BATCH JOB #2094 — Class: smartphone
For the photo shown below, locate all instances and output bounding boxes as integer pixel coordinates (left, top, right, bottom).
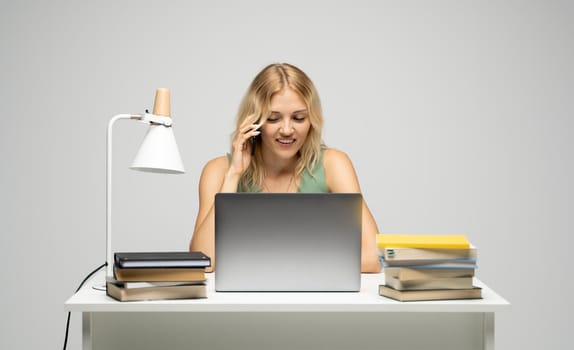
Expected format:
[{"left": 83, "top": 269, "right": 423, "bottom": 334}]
[{"left": 251, "top": 124, "right": 262, "bottom": 156}]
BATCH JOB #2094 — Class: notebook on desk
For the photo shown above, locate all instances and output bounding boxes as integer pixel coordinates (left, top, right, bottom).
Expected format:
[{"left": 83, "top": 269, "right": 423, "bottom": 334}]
[{"left": 214, "top": 193, "right": 362, "bottom": 292}]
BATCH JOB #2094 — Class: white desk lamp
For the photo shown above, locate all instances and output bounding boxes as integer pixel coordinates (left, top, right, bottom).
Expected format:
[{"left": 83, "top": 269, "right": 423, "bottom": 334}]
[{"left": 106, "top": 88, "right": 184, "bottom": 280}]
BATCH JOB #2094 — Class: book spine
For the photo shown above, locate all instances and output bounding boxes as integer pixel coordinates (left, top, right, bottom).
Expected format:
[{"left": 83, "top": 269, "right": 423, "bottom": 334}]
[
  {"left": 382, "top": 247, "right": 477, "bottom": 261},
  {"left": 384, "top": 276, "right": 474, "bottom": 290},
  {"left": 384, "top": 267, "right": 475, "bottom": 281},
  {"left": 381, "top": 257, "right": 477, "bottom": 268}
]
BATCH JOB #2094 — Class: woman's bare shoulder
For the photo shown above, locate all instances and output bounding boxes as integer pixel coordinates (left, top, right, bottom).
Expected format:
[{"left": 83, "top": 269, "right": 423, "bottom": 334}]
[
  {"left": 201, "top": 155, "right": 229, "bottom": 177},
  {"left": 323, "top": 147, "right": 353, "bottom": 168},
  {"left": 322, "top": 148, "right": 360, "bottom": 192}
]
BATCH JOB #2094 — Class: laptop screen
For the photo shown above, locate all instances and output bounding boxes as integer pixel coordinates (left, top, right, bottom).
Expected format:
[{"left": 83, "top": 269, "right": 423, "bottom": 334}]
[{"left": 214, "top": 193, "right": 362, "bottom": 292}]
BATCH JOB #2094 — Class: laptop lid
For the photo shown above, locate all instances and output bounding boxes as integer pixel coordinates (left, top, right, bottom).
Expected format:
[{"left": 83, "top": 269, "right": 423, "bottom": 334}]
[{"left": 214, "top": 193, "right": 362, "bottom": 292}]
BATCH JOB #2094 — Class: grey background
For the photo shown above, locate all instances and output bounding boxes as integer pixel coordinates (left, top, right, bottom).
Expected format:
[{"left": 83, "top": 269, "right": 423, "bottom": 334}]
[{"left": 1, "top": 0, "right": 572, "bottom": 349}]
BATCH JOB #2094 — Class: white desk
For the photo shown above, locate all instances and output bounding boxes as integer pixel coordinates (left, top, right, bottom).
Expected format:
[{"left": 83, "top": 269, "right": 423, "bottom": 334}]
[{"left": 65, "top": 270, "right": 509, "bottom": 350}]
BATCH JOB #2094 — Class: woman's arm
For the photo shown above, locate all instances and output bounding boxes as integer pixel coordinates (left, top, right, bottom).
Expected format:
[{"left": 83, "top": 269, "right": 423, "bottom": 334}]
[
  {"left": 324, "top": 149, "right": 382, "bottom": 273},
  {"left": 189, "top": 156, "right": 238, "bottom": 272}
]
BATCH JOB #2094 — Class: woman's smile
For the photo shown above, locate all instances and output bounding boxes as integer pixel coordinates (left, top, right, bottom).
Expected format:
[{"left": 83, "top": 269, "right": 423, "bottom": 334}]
[
  {"left": 276, "top": 138, "right": 295, "bottom": 146},
  {"left": 261, "top": 87, "right": 310, "bottom": 158}
]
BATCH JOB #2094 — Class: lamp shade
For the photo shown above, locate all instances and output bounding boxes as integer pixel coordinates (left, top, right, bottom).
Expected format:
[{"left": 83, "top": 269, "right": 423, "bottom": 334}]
[{"left": 130, "top": 124, "right": 185, "bottom": 174}]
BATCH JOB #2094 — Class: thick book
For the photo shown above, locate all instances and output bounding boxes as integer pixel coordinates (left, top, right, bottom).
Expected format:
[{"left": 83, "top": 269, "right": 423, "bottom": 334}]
[
  {"left": 384, "top": 275, "right": 474, "bottom": 291},
  {"left": 379, "top": 285, "right": 482, "bottom": 302},
  {"left": 114, "top": 251, "right": 211, "bottom": 269},
  {"left": 381, "top": 257, "right": 477, "bottom": 268},
  {"left": 384, "top": 267, "right": 475, "bottom": 281},
  {"left": 114, "top": 266, "right": 206, "bottom": 282},
  {"left": 377, "top": 234, "right": 470, "bottom": 249},
  {"left": 381, "top": 246, "right": 477, "bottom": 261},
  {"left": 382, "top": 259, "right": 477, "bottom": 270},
  {"left": 106, "top": 281, "right": 207, "bottom": 301}
]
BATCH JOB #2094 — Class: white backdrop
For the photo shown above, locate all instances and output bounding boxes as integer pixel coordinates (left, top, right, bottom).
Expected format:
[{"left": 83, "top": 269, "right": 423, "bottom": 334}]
[{"left": 1, "top": 1, "right": 572, "bottom": 349}]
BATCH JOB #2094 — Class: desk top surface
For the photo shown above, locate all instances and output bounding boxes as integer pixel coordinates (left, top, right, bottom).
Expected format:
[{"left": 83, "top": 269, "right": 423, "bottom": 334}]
[{"left": 65, "top": 270, "right": 509, "bottom": 313}]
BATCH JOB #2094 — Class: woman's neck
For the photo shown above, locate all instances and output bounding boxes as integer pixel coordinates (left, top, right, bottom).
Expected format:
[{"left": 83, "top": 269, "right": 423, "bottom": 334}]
[{"left": 261, "top": 153, "right": 298, "bottom": 178}]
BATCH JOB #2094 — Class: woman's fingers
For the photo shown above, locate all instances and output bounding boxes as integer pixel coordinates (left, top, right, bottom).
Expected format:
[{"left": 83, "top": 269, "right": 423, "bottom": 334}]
[
  {"left": 239, "top": 122, "right": 262, "bottom": 136},
  {"left": 229, "top": 121, "right": 262, "bottom": 175},
  {"left": 234, "top": 124, "right": 261, "bottom": 148}
]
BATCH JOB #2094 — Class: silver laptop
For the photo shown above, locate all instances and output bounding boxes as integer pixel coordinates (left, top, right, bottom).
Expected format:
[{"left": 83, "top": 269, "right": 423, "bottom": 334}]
[{"left": 215, "top": 193, "right": 362, "bottom": 292}]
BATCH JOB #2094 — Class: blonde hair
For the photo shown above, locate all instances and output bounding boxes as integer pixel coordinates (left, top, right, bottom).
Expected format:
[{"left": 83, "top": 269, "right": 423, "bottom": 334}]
[{"left": 233, "top": 63, "right": 324, "bottom": 190}]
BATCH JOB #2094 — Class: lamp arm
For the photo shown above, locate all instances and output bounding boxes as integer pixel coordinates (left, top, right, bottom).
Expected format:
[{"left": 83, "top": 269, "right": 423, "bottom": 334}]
[
  {"left": 106, "top": 114, "right": 143, "bottom": 279},
  {"left": 141, "top": 113, "right": 173, "bottom": 126}
]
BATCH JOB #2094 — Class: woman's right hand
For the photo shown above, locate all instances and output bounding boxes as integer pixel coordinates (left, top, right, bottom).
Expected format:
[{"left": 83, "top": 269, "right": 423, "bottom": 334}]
[{"left": 228, "top": 117, "right": 261, "bottom": 177}]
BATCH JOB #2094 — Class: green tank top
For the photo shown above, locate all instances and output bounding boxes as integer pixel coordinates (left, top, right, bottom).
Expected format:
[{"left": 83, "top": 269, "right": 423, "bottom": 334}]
[{"left": 230, "top": 150, "right": 328, "bottom": 193}]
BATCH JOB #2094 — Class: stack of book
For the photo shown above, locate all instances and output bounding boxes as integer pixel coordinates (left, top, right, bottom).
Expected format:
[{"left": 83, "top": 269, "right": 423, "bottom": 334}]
[
  {"left": 377, "top": 234, "right": 482, "bottom": 302},
  {"left": 106, "top": 251, "right": 211, "bottom": 302}
]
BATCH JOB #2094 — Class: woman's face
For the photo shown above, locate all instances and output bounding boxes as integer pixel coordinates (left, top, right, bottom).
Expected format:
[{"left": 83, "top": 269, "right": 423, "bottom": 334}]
[{"left": 261, "top": 88, "right": 311, "bottom": 160}]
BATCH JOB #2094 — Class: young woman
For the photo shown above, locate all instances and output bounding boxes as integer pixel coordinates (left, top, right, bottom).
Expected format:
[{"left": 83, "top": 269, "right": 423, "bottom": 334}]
[{"left": 189, "top": 63, "right": 381, "bottom": 273}]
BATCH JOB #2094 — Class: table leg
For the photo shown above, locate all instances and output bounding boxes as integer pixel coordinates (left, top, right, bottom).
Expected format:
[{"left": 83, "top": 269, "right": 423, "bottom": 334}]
[
  {"left": 483, "top": 312, "right": 495, "bottom": 350},
  {"left": 82, "top": 312, "right": 92, "bottom": 350}
]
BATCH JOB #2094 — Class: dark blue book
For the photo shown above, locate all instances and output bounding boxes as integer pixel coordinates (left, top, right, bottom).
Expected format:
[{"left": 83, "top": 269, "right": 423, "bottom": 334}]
[{"left": 114, "top": 251, "right": 211, "bottom": 269}]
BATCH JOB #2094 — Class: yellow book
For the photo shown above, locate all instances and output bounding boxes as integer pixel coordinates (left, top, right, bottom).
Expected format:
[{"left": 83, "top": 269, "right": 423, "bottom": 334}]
[{"left": 377, "top": 234, "right": 470, "bottom": 249}]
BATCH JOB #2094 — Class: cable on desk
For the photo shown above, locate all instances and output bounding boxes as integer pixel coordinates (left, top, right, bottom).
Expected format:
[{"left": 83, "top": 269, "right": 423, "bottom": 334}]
[{"left": 63, "top": 263, "right": 106, "bottom": 350}]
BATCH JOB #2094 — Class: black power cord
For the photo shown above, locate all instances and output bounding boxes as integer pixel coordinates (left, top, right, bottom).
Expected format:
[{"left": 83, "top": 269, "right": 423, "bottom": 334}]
[{"left": 63, "top": 263, "right": 106, "bottom": 350}]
